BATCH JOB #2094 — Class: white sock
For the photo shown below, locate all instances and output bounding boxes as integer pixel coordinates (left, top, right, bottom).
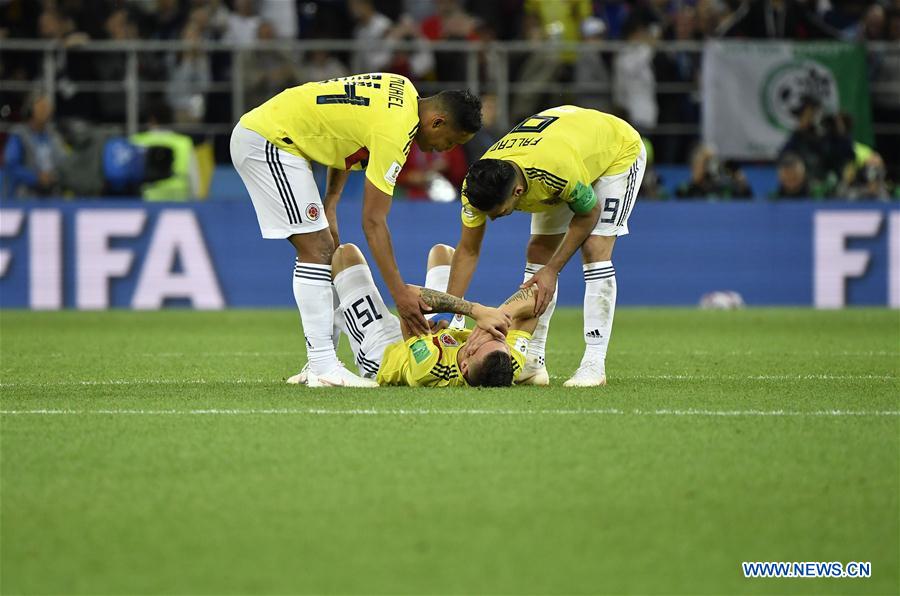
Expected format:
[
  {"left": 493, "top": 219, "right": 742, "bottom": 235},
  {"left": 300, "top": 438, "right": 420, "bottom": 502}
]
[
  {"left": 331, "top": 284, "right": 341, "bottom": 351},
  {"left": 425, "top": 264, "right": 450, "bottom": 292},
  {"left": 523, "top": 262, "right": 557, "bottom": 368},
  {"left": 582, "top": 261, "right": 616, "bottom": 368},
  {"left": 293, "top": 260, "right": 339, "bottom": 375}
]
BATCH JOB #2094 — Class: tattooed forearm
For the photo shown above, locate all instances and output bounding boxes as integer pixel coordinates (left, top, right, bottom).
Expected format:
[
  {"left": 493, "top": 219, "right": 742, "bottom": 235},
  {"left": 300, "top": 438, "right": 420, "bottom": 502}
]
[
  {"left": 502, "top": 286, "right": 537, "bottom": 306},
  {"left": 419, "top": 288, "right": 475, "bottom": 316}
]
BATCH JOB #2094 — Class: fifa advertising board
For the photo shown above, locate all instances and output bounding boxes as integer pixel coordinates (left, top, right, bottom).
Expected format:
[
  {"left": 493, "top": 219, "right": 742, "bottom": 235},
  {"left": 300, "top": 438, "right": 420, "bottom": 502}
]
[{"left": 0, "top": 200, "right": 897, "bottom": 309}]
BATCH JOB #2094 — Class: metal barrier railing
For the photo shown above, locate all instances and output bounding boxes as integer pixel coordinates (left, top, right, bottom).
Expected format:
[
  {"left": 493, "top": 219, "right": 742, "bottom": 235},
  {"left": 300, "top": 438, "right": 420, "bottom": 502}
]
[{"left": 2, "top": 38, "right": 899, "bottom": 138}]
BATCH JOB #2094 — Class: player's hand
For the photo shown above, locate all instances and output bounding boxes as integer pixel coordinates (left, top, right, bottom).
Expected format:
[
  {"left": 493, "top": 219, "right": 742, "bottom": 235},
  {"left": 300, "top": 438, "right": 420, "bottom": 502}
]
[
  {"left": 395, "top": 284, "right": 431, "bottom": 336},
  {"left": 464, "top": 326, "right": 494, "bottom": 353},
  {"left": 471, "top": 305, "right": 510, "bottom": 341},
  {"left": 520, "top": 266, "right": 558, "bottom": 316}
]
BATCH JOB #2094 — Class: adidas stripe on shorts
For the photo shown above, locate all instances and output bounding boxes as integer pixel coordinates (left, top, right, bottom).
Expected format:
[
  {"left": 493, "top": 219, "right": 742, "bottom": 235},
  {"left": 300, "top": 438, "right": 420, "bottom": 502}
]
[{"left": 230, "top": 123, "right": 330, "bottom": 239}]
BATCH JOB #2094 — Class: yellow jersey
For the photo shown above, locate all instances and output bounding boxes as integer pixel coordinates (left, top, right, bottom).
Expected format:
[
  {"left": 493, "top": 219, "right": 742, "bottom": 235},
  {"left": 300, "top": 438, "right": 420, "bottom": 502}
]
[
  {"left": 461, "top": 105, "right": 642, "bottom": 228},
  {"left": 376, "top": 328, "right": 531, "bottom": 387},
  {"left": 239, "top": 73, "right": 420, "bottom": 195}
]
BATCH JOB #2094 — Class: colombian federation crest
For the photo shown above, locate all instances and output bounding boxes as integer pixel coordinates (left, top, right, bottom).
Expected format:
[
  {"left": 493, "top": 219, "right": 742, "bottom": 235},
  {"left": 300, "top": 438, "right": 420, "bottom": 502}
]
[
  {"left": 306, "top": 204, "right": 320, "bottom": 221},
  {"left": 439, "top": 333, "right": 459, "bottom": 347}
]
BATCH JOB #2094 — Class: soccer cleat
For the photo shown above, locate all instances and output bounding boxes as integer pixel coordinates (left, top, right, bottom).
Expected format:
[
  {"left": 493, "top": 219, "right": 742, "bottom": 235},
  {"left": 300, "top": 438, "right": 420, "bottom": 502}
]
[
  {"left": 516, "top": 355, "right": 550, "bottom": 386},
  {"left": 563, "top": 361, "right": 607, "bottom": 387},
  {"left": 286, "top": 362, "right": 310, "bottom": 385},
  {"left": 307, "top": 364, "right": 378, "bottom": 388}
]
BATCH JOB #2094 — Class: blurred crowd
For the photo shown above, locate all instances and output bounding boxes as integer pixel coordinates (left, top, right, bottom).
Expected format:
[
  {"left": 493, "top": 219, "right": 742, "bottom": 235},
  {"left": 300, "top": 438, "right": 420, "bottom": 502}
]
[{"left": 1, "top": 0, "right": 898, "bottom": 200}]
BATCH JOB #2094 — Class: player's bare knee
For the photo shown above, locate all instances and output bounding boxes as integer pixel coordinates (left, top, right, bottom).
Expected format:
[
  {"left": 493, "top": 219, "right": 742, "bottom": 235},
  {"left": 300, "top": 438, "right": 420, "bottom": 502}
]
[
  {"left": 333, "top": 243, "right": 366, "bottom": 274},
  {"left": 427, "top": 244, "right": 455, "bottom": 269}
]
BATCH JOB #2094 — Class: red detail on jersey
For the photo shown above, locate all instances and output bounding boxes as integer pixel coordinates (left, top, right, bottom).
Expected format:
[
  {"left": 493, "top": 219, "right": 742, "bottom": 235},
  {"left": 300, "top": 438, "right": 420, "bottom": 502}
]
[
  {"left": 305, "top": 204, "right": 320, "bottom": 221},
  {"left": 344, "top": 147, "right": 370, "bottom": 169},
  {"left": 439, "top": 333, "right": 459, "bottom": 347}
]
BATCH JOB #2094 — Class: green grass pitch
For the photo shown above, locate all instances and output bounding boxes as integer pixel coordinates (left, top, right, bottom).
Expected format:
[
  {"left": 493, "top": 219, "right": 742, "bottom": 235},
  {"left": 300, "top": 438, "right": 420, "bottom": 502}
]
[{"left": 1, "top": 308, "right": 898, "bottom": 594}]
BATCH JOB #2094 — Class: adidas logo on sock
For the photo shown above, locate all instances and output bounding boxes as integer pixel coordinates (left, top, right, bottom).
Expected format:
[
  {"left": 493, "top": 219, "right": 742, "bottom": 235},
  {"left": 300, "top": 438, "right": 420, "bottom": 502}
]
[{"left": 585, "top": 329, "right": 603, "bottom": 339}]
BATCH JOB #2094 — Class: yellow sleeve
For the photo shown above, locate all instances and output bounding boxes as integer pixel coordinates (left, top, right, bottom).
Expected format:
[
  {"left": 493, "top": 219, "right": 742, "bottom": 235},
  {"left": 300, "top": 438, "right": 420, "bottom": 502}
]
[
  {"left": 405, "top": 335, "right": 440, "bottom": 386},
  {"left": 365, "top": 133, "right": 407, "bottom": 196},
  {"left": 506, "top": 329, "right": 532, "bottom": 381},
  {"left": 460, "top": 190, "right": 487, "bottom": 228}
]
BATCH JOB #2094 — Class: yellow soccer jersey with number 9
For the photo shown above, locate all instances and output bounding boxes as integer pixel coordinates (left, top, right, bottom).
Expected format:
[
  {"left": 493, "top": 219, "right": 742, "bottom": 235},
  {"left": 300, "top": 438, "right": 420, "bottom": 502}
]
[
  {"left": 377, "top": 328, "right": 531, "bottom": 387},
  {"left": 461, "top": 105, "right": 642, "bottom": 228},
  {"left": 239, "top": 73, "right": 420, "bottom": 196}
]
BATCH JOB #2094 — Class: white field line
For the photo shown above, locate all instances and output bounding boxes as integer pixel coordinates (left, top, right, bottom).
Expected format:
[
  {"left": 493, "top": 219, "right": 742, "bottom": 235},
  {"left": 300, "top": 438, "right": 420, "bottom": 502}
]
[
  {"left": 1, "top": 408, "right": 898, "bottom": 417},
  {"left": 0, "top": 373, "right": 896, "bottom": 389}
]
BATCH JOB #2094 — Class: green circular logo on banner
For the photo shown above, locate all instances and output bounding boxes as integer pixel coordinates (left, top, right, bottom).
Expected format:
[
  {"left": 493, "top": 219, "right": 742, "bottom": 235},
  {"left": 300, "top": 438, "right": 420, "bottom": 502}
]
[{"left": 761, "top": 60, "right": 839, "bottom": 131}]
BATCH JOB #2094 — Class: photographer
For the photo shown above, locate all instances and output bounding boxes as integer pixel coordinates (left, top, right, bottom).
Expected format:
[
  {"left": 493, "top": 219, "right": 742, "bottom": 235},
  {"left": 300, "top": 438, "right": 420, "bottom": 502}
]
[{"left": 675, "top": 145, "right": 753, "bottom": 200}]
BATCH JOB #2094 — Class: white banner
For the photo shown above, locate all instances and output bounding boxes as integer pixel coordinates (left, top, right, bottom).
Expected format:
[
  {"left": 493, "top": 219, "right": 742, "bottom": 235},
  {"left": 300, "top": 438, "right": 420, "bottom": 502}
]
[{"left": 701, "top": 41, "right": 871, "bottom": 160}]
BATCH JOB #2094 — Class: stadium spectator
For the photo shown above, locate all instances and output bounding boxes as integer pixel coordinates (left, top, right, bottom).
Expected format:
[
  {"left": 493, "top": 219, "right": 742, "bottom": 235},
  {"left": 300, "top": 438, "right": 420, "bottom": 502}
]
[
  {"left": 675, "top": 145, "right": 753, "bottom": 200},
  {"left": 868, "top": 7, "right": 900, "bottom": 179},
  {"left": 241, "top": 20, "right": 301, "bottom": 110},
  {"left": 859, "top": 2, "right": 887, "bottom": 40},
  {"left": 383, "top": 14, "right": 436, "bottom": 81},
  {"left": 166, "top": 19, "right": 212, "bottom": 125},
  {"left": 302, "top": 48, "right": 349, "bottom": 83},
  {"left": 695, "top": 0, "right": 728, "bottom": 37},
  {"left": 636, "top": 137, "right": 668, "bottom": 200},
  {"left": 574, "top": 17, "right": 612, "bottom": 113},
  {"left": 772, "top": 152, "right": 815, "bottom": 199},
  {"left": 842, "top": 152, "right": 894, "bottom": 201},
  {"left": 778, "top": 95, "right": 828, "bottom": 182},
  {"left": 395, "top": 143, "right": 468, "bottom": 201},
  {"left": 223, "top": 0, "right": 262, "bottom": 47},
  {"left": 511, "top": 0, "right": 592, "bottom": 120},
  {"left": 130, "top": 103, "right": 201, "bottom": 201},
  {"left": 259, "top": 0, "right": 299, "bottom": 40},
  {"left": 717, "top": 0, "right": 842, "bottom": 39},
  {"left": 3, "top": 92, "right": 67, "bottom": 197},
  {"left": 349, "top": 0, "right": 393, "bottom": 72},
  {"left": 655, "top": 4, "right": 702, "bottom": 162},
  {"left": 421, "top": 0, "right": 479, "bottom": 41},
  {"left": 36, "top": 6, "right": 96, "bottom": 119},
  {"left": 421, "top": 0, "right": 480, "bottom": 83},
  {"left": 95, "top": 8, "right": 165, "bottom": 125},
  {"left": 820, "top": 112, "right": 856, "bottom": 186},
  {"left": 823, "top": 0, "right": 871, "bottom": 37},
  {"left": 613, "top": 12, "right": 659, "bottom": 132},
  {"left": 142, "top": 0, "right": 187, "bottom": 40}
]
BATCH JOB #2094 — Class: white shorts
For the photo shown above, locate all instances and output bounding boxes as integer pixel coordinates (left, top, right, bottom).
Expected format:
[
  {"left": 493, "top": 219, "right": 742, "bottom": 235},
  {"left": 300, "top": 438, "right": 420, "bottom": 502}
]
[
  {"left": 530, "top": 144, "right": 646, "bottom": 237},
  {"left": 230, "top": 124, "right": 329, "bottom": 239},
  {"left": 334, "top": 264, "right": 402, "bottom": 379}
]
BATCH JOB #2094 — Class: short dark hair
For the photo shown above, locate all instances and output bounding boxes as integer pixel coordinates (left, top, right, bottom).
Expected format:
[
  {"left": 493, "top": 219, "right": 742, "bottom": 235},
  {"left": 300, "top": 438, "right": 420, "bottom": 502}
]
[
  {"left": 434, "top": 89, "right": 482, "bottom": 133},
  {"left": 463, "top": 159, "right": 517, "bottom": 212},
  {"left": 778, "top": 152, "right": 804, "bottom": 170},
  {"left": 469, "top": 350, "right": 514, "bottom": 387}
]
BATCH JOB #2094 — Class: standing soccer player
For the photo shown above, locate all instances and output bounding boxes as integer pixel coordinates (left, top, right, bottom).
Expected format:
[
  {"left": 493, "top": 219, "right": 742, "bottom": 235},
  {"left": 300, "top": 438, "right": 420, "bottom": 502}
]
[
  {"left": 446, "top": 105, "right": 645, "bottom": 387},
  {"left": 231, "top": 73, "right": 481, "bottom": 387}
]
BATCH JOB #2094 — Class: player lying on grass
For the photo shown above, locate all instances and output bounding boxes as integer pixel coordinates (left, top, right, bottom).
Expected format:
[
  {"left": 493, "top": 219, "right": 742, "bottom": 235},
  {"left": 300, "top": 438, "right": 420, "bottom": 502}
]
[
  {"left": 289, "top": 243, "right": 540, "bottom": 387},
  {"left": 445, "top": 105, "right": 646, "bottom": 387},
  {"left": 233, "top": 73, "right": 481, "bottom": 388}
]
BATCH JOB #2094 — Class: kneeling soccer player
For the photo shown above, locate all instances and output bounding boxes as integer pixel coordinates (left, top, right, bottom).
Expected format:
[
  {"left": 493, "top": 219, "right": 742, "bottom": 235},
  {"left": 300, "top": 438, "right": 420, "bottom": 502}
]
[{"left": 298, "top": 243, "right": 539, "bottom": 387}]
